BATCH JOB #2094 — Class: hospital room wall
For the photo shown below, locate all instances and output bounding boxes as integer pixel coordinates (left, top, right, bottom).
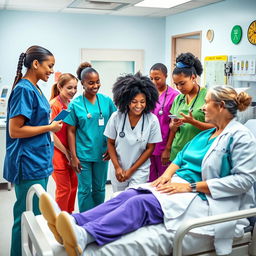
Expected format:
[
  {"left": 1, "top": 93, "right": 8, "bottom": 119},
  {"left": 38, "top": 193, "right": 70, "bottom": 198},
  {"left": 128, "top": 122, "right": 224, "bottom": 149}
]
[
  {"left": 164, "top": 0, "right": 256, "bottom": 83},
  {"left": 0, "top": 10, "right": 165, "bottom": 98}
]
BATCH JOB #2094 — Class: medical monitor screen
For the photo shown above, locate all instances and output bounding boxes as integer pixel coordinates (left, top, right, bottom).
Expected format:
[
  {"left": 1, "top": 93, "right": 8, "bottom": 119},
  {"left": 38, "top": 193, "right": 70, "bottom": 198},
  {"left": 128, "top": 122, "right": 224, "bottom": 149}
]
[{"left": 1, "top": 88, "right": 8, "bottom": 98}]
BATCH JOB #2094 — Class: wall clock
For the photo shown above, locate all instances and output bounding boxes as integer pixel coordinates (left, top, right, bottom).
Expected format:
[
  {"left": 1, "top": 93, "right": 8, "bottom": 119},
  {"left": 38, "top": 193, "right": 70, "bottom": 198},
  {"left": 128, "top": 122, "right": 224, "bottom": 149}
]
[
  {"left": 231, "top": 25, "right": 242, "bottom": 44},
  {"left": 206, "top": 29, "right": 214, "bottom": 42},
  {"left": 247, "top": 20, "right": 256, "bottom": 45}
]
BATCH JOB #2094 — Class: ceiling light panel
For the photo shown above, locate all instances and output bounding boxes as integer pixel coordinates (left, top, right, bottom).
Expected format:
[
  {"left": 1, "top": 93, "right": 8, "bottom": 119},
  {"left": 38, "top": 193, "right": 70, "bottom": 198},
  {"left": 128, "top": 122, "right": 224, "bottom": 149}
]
[{"left": 135, "top": 0, "right": 192, "bottom": 9}]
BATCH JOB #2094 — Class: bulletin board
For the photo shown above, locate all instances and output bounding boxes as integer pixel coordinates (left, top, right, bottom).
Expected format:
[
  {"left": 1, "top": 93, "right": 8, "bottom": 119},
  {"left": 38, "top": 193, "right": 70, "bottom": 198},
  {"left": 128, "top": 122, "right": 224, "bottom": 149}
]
[{"left": 204, "top": 55, "right": 228, "bottom": 87}]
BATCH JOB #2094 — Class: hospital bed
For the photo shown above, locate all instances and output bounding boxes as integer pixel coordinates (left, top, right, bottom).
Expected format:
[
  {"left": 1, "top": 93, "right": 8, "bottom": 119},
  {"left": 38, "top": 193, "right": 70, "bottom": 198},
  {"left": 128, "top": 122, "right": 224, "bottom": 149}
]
[
  {"left": 22, "top": 120, "right": 256, "bottom": 256},
  {"left": 22, "top": 183, "right": 256, "bottom": 256}
]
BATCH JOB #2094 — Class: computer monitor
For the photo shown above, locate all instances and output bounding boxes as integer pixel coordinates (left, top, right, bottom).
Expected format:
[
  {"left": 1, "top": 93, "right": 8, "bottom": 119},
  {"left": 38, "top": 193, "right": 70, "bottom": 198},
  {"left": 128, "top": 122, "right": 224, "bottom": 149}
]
[{"left": 1, "top": 88, "right": 8, "bottom": 98}]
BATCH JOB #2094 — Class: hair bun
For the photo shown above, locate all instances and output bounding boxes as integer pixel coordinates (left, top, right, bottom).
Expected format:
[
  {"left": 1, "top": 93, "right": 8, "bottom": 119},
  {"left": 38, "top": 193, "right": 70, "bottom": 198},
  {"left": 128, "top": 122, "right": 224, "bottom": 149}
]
[
  {"left": 76, "top": 61, "right": 92, "bottom": 80},
  {"left": 176, "top": 52, "right": 195, "bottom": 66},
  {"left": 175, "top": 52, "right": 203, "bottom": 76},
  {"left": 236, "top": 92, "right": 252, "bottom": 111},
  {"left": 80, "top": 62, "right": 92, "bottom": 69}
]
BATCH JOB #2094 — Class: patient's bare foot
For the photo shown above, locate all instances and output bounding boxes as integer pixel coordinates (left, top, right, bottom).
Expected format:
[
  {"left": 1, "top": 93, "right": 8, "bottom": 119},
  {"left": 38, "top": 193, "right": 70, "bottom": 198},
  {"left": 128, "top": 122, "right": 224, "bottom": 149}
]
[
  {"left": 56, "top": 212, "right": 87, "bottom": 256},
  {"left": 39, "top": 192, "right": 63, "bottom": 244}
]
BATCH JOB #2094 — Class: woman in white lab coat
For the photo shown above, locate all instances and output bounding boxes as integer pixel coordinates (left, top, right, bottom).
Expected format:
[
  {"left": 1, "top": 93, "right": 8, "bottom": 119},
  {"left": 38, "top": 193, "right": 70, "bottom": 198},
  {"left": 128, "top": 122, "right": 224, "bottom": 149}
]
[
  {"left": 40, "top": 85, "right": 256, "bottom": 256},
  {"left": 104, "top": 72, "right": 162, "bottom": 192}
]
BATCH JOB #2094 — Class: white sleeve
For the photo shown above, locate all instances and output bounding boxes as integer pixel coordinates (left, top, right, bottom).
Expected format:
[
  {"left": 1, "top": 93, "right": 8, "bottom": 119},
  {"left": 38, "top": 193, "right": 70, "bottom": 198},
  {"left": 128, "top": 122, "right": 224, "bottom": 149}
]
[
  {"left": 104, "top": 111, "right": 118, "bottom": 140},
  {"left": 206, "top": 131, "right": 256, "bottom": 199},
  {"left": 147, "top": 114, "right": 162, "bottom": 143}
]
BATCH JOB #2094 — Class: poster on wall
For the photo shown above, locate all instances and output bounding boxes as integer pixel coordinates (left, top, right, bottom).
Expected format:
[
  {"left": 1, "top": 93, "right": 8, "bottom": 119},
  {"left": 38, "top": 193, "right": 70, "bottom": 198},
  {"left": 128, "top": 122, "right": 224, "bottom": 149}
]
[{"left": 204, "top": 55, "right": 228, "bottom": 87}]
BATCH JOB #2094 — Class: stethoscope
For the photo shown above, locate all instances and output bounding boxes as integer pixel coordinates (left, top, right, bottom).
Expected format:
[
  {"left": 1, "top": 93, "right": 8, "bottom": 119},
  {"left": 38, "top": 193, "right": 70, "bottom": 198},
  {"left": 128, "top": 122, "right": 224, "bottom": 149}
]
[
  {"left": 178, "top": 85, "right": 200, "bottom": 113},
  {"left": 119, "top": 112, "right": 145, "bottom": 138},
  {"left": 158, "top": 86, "right": 169, "bottom": 115},
  {"left": 83, "top": 94, "right": 103, "bottom": 119}
]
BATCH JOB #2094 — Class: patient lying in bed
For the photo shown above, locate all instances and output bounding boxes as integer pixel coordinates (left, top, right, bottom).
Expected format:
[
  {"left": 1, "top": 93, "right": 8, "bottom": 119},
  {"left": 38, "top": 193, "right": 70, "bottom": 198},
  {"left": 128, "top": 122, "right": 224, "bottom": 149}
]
[{"left": 39, "top": 86, "right": 256, "bottom": 256}]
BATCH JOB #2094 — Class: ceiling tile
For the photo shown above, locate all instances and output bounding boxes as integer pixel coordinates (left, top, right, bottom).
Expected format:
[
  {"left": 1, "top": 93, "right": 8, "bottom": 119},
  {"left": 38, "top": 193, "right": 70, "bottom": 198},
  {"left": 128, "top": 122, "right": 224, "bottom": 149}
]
[
  {"left": 62, "top": 7, "right": 111, "bottom": 14},
  {"left": 2, "top": 0, "right": 225, "bottom": 17},
  {"left": 112, "top": 6, "right": 164, "bottom": 16}
]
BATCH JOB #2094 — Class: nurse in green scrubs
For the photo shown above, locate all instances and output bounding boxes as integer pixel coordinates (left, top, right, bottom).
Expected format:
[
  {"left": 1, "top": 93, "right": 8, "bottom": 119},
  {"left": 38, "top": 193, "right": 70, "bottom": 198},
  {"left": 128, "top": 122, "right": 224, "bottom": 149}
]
[
  {"left": 167, "top": 52, "right": 214, "bottom": 161},
  {"left": 65, "top": 62, "right": 116, "bottom": 212}
]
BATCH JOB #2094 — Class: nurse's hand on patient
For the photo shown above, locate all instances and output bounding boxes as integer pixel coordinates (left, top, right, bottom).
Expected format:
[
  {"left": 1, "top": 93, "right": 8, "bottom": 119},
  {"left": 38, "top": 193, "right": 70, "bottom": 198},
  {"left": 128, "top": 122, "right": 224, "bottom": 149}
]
[
  {"left": 71, "top": 157, "right": 82, "bottom": 173},
  {"left": 50, "top": 120, "right": 63, "bottom": 133},
  {"left": 156, "top": 182, "right": 191, "bottom": 194}
]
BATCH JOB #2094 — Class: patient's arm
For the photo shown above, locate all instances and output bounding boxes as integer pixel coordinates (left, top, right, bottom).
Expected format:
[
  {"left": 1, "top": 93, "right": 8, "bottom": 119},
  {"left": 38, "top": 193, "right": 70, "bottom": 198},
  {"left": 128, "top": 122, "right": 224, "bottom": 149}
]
[{"left": 155, "top": 181, "right": 211, "bottom": 195}]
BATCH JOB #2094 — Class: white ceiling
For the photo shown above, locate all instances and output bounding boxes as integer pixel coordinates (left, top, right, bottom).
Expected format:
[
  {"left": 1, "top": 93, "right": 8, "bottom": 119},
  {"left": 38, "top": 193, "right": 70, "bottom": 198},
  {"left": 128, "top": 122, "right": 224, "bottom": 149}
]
[{"left": 0, "top": 0, "right": 224, "bottom": 17}]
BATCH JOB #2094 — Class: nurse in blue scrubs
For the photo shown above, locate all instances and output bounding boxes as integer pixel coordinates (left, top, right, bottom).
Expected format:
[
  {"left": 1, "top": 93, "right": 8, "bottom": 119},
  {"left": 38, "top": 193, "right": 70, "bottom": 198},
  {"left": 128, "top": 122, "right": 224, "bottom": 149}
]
[
  {"left": 65, "top": 62, "right": 116, "bottom": 212},
  {"left": 4, "top": 45, "right": 63, "bottom": 256}
]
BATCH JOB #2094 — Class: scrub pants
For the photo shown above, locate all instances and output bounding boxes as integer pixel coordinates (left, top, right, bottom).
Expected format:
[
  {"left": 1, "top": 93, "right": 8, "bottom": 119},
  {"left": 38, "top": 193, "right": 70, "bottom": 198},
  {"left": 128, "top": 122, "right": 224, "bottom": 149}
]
[
  {"left": 149, "top": 155, "right": 170, "bottom": 182},
  {"left": 78, "top": 161, "right": 108, "bottom": 212},
  {"left": 52, "top": 166, "right": 78, "bottom": 213},
  {"left": 72, "top": 189, "right": 163, "bottom": 245},
  {"left": 11, "top": 177, "right": 48, "bottom": 256}
]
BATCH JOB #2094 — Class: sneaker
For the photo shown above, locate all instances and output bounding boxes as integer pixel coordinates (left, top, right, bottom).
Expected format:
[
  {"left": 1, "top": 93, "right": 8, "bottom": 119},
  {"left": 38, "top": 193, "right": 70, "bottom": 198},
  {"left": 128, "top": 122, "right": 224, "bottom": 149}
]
[
  {"left": 39, "top": 192, "right": 62, "bottom": 244},
  {"left": 56, "top": 212, "right": 87, "bottom": 256}
]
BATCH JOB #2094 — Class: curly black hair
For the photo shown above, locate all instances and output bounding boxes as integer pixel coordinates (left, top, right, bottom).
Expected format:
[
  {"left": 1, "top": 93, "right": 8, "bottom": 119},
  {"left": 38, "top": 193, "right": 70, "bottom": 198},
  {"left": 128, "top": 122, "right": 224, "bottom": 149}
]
[
  {"left": 172, "top": 52, "right": 203, "bottom": 77},
  {"left": 112, "top": 72, "right": 158, "bottom": 114}
]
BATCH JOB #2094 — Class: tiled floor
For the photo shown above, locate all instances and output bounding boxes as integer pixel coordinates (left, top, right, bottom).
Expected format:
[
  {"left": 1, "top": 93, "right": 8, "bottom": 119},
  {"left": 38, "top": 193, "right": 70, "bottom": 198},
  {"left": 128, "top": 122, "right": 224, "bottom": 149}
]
[{"left": 0, "top": 177, "right": 113, "bottom": 256}]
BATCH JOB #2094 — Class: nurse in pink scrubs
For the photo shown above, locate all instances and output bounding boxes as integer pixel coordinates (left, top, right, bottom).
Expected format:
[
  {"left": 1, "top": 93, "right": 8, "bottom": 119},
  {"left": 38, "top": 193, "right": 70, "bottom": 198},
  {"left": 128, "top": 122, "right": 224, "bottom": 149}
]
[{"left": 149, "top": 63, "right": 179, "bottom": 181}]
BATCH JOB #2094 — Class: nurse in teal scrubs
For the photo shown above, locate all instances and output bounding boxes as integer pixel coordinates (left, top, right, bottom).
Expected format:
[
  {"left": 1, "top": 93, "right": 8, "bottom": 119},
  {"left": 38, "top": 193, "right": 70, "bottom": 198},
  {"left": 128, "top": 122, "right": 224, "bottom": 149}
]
[
  {"left": 65, "top": 62, "right": 116, "bottom": 212},
  {"left": 4, "top": 45, "right": 63, "bottom": 256}
]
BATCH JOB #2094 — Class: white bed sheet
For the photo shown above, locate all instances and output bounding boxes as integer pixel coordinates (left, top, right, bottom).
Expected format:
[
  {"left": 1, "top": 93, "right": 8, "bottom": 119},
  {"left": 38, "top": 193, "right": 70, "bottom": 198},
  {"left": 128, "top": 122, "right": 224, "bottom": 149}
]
[{"left": 36, "top": 215, "right": 216, "bottom": 256}]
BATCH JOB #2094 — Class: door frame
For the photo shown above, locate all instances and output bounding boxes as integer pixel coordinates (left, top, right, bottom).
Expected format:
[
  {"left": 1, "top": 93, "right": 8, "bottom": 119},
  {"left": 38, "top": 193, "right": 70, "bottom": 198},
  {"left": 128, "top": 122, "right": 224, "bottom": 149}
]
[{"left": 171, "top": 31, "right": 202, "bottom": 74}]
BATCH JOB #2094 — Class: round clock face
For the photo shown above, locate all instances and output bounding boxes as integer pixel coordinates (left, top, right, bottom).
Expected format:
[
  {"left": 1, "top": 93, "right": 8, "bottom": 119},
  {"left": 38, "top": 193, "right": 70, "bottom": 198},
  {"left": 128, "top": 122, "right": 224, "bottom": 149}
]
[
  {"left": 247, "top": 20, "right": 256, "bottom": 45},
  {"left": 206, "top": 29, "right": 214, "bottom": 42},
  {"left": 231, "top": 25, "right": 242, "bottom": 44}
]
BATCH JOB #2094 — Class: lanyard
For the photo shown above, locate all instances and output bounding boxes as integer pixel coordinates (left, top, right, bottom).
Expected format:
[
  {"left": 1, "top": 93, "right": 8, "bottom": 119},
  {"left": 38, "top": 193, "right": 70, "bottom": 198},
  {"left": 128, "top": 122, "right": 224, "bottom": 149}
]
[
  {"left": 119, "top": 113, "right": 145, "bottom": 138},
  {"left": 83, "top": 94, "right": 102, "bottom": 119}
]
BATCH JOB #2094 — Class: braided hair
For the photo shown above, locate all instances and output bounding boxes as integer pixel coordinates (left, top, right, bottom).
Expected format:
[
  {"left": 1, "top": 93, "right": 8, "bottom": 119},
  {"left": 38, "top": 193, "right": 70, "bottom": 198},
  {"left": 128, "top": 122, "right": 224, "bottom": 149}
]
[
  {"left": 173, "top": 52, "right": 203, "bottom": 78},
  {"left": 12, "top": 45, "right": 53, "bottom": 90},
  {"left": 112, "top": 72, "right": 158, "bottom": 114}
]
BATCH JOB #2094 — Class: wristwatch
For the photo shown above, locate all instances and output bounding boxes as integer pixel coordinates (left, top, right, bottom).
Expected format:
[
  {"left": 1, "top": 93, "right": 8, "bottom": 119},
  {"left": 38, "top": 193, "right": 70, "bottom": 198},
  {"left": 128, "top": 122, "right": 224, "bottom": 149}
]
[{"left": 190, "top": 183, "right": 197, "bottom": 193}]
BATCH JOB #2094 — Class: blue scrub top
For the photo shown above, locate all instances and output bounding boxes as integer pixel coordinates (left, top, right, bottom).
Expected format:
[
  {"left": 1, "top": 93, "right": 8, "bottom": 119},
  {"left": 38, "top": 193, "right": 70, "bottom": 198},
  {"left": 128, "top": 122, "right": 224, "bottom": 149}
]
[
  {"left": 4, "top": 79, "right": 53, "bottom": 184},
  {"left": 64, "top": 93, "right": 116, "bottom": 162}
]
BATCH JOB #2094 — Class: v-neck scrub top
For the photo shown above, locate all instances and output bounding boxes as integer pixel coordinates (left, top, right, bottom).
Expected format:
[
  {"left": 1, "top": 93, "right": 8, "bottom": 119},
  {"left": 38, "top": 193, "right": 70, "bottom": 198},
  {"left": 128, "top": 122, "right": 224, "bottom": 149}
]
[
  {"left": 170, "top": 87, "right": 207, "bottom": 161},
  {"left": 152, "top": 86, "right": 179, "bottom": 156},
  {"left": 4, "top": 79, "right": 53, "bottom": 184},
  {"left": 64, "top": 93, "right": 116, "bottom": 162},
  {"left": 104, "top": 111, "right": 162, "bottom": 171}
]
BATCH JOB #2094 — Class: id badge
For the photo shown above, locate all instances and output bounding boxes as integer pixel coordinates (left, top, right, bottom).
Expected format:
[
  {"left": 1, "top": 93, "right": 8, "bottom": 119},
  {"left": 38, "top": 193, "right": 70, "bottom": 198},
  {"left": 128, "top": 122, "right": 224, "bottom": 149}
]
[
  {"left": 50, "top": 131, "right": 54, "bottom": 142},
  {"left": 98, "top": 117, "right": 104, "bottom": 126}
]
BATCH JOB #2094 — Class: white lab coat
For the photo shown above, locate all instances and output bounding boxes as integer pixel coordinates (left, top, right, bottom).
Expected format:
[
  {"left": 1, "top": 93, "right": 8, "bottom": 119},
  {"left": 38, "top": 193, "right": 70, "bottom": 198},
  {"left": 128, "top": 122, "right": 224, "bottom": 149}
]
[
  {"left": 135, "top": 118, "right": 256, "bottom": 255},
  {"left": 104, "top": 111, "right": 162, "bottom": 192}
]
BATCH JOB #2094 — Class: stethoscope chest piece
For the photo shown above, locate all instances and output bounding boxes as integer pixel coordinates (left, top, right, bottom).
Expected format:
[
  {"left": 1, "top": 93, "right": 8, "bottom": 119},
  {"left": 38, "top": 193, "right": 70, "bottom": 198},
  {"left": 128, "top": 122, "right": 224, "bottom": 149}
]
[
  {"left": 119, "top": 131, "right": 125, "bottom": 138},
  {"left": 87, "top": 113, "right": 92, "bottom": 119}
]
